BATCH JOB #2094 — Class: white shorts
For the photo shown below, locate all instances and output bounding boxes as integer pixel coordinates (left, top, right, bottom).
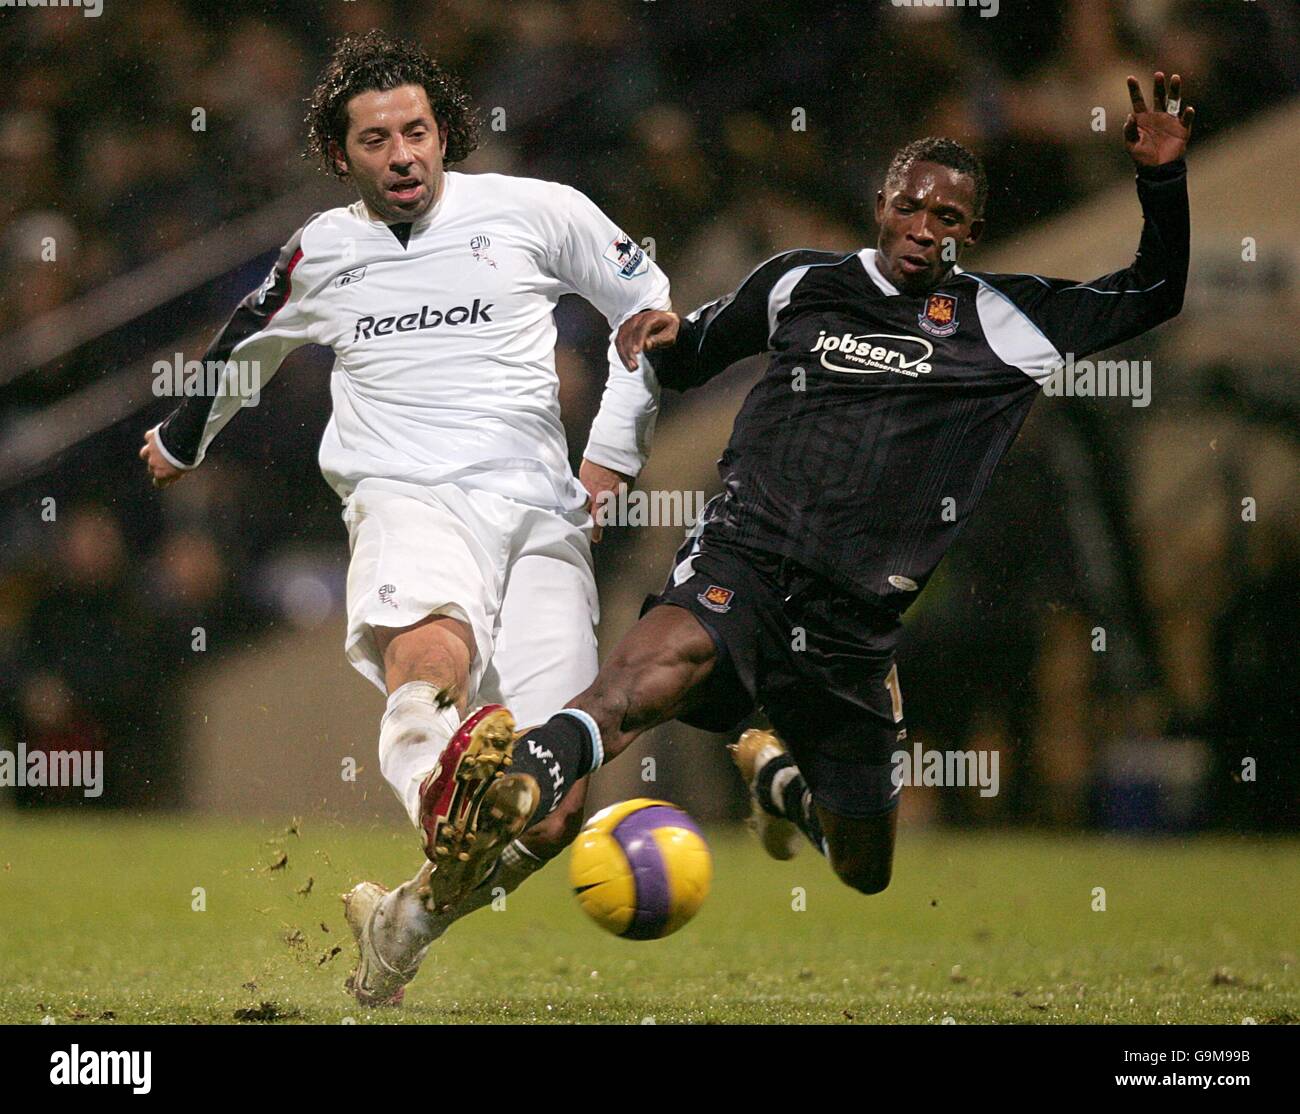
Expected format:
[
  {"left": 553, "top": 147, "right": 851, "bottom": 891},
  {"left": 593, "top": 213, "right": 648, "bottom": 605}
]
[{"left": 341, "top": 477, "right": 599, "bottom": 727}]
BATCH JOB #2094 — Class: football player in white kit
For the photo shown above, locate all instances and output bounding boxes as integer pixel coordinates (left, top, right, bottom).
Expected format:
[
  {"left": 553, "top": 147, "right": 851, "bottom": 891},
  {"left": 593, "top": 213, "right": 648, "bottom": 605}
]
[{"left": 139, "top": 32, "right": 669, "bottom": 1005}]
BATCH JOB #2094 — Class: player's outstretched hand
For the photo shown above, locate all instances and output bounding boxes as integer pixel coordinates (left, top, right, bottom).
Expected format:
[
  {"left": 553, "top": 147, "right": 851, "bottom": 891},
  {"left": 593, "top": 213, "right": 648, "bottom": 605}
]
[
  {"left": 1124, "top": 72, "right": 1194, "bottom": 168},
  {"left": 139, "top": 426, "right": 184, "bottom": 489},
  {"left": 616, "top": 309, "right": 680, "bottom": 372}
]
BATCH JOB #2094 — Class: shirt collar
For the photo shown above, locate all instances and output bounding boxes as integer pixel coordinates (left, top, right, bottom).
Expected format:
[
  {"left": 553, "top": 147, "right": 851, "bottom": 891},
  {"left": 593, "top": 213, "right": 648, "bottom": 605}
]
[
  {"left": 859, "top": 247, "right": 965, "bottom": 295},
  {"left": 858, "top": 248, "right": 900, "bottom": 296}
]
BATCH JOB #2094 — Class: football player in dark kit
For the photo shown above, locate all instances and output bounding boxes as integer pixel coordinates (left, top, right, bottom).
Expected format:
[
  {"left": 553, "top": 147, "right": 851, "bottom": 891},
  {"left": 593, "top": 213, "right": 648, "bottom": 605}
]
[{"left": 497, "top": 73, "right": 1194, "bottom": 896}]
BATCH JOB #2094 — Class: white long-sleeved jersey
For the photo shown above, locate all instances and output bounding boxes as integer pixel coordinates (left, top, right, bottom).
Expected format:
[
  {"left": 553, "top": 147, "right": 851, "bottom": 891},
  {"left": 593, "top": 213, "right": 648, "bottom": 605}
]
[{"left": 155, "top": 171, "right": 670, "bottom": 510}]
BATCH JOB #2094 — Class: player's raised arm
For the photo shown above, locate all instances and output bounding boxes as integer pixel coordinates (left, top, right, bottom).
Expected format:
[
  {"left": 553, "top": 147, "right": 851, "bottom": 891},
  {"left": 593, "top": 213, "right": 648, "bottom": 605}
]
[
  {"left": 1004, "top": 72, "right": 1193, "bottom": 360},
  {"left": 139, "top": 222, "right": 319, "bottom": 488},
  {"left": 630, "top": 249, "right": 845, "bottom": 391}
]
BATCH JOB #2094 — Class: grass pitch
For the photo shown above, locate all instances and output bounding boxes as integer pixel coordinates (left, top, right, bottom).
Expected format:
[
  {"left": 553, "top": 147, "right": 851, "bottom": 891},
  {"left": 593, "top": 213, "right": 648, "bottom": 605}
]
[{"left": 0, "top": 814, "right": 1295, "bottom": 1025}]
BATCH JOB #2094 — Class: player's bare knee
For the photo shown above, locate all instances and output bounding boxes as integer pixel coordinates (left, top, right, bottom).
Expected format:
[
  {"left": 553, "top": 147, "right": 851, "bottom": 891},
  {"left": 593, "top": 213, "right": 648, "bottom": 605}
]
[{"left": 378, "top": 615, "right": 476, "bottom": 697}]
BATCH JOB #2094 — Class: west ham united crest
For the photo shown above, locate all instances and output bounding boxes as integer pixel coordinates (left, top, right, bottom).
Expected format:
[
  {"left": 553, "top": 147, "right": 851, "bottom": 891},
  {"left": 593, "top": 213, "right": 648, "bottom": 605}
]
[
  {"left": 919, "top": 292, "right": 959, "bottom": 338},
  {"left": 697, "top": 585, "right": 734, "bottom": 613}
]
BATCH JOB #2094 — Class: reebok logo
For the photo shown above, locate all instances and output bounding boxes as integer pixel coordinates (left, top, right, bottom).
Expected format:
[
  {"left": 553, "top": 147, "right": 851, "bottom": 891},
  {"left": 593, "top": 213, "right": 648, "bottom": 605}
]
[{"left": 353, "top": 299, "right": 494, "bottom": 342}]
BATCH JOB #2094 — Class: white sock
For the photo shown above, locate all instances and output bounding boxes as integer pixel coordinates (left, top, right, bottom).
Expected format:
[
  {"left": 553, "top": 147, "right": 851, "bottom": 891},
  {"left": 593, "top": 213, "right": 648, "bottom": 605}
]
[
  {"left": 378, "top": 681, "right": 462, "bottom": 826},
  {"left": 372, "top": 840, "right": 547, "bottom": 960}
]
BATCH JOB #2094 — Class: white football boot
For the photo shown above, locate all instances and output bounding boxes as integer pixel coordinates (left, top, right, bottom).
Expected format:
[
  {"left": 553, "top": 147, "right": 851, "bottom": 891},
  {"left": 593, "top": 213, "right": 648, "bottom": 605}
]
[
  {"left": 342, "top": 878, "right": 426, "bottom": 1008},
  {"left": 729, "top": 728, "right": 802, "bottom": 861}
]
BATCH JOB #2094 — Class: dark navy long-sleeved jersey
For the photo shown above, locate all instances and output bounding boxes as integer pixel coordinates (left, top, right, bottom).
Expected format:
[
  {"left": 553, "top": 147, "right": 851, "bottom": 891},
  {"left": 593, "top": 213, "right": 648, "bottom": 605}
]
[{"left": 648, "top": 161, "right": 1190, "bottom": 615}]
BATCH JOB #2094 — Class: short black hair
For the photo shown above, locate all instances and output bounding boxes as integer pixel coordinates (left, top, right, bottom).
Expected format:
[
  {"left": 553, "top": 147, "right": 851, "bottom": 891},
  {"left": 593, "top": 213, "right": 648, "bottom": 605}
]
[
  {"left": 885, "top": 137, "right": 988, "bottom": 217},
  {"left": 305, "top": 30, "right": 479, "bottom": 178}
]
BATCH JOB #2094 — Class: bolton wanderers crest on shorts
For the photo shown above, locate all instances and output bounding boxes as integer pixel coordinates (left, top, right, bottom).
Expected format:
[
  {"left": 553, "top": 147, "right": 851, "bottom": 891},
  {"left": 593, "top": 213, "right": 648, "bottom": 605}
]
[{"left": 919, "top": 292, "right": 959, "bottom": 337}]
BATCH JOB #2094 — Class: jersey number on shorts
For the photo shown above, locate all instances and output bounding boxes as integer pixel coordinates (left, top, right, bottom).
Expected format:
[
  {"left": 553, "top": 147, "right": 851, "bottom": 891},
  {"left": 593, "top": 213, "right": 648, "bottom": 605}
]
[{"left": 884, "top": 663, "right": 903, "bottom": 724}]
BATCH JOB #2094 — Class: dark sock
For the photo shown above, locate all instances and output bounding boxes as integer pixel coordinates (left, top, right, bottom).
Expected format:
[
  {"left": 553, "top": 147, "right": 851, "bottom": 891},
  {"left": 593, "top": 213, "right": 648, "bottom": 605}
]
[
  {"left": 755, "top": 754, "right": 826, "bottom": 855},
  {"left": 509, "top": 710, "right": 602, "bottom": 818}
]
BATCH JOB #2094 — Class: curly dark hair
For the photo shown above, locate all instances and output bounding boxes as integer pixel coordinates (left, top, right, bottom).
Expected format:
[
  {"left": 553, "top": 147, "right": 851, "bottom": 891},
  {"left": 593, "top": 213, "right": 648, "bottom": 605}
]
[
  {"left": 885, "top": 137, "right": 988, "bottom": 217},
  {"left": 305, "top": 30, "right": 480, "bottom": 178}
]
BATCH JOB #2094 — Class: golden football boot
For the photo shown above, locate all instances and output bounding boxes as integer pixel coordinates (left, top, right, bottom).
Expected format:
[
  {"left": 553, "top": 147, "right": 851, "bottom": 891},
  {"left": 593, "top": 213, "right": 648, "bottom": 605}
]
[{"left": 729, "top": 728, "right": 801, "bottom": 861}]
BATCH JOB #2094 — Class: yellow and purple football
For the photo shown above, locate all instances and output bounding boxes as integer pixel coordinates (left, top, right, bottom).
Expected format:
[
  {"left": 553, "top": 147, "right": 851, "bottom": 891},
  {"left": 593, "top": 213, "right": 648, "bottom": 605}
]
[{"left": 569, "top": 798, "right": 712, "bottom": 940}]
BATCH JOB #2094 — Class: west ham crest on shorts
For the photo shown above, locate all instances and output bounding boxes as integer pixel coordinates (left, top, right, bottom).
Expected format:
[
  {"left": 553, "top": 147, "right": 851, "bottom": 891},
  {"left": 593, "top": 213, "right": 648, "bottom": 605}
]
[
  {"left": 918, "top": 292, "right": 959, "bottom": 337},
  {"left": 697, "top": 585, "right": 734, "bottom": 613}
]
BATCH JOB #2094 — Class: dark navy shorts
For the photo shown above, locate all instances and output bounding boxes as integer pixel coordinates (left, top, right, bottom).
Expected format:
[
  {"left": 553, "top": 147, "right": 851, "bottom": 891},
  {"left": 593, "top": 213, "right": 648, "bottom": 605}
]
[{"left": 642, "top": 523, "right": 907, "bottom": 819}]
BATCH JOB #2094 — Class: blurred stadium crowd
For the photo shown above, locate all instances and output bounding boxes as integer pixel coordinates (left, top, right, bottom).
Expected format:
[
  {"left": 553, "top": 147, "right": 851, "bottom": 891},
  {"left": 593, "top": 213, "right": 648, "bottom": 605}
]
[{"left": 0, "top": 0, "right": 1296, "bottom": 825}]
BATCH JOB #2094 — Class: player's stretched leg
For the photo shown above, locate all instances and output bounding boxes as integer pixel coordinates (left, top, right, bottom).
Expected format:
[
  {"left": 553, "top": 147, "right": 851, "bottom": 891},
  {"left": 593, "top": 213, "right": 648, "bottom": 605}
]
[
  {"left": 345, "top": 615, "right": 540, "bottom": 1005},
  {"left": 343, "top": 591, "right": 714, "bottom": 1008},
  {"left": 460, "top": 602, "right": 716, "bottom": 891},
  {"left": 488, "top": 516, "right": 776, "bottom": 857},
  {"left": 376, "top": 617, "right": 538, "bottom": 884},
  {"left": 504, "top": 602, "right": 723, "bottom": 809},
  {"left": 346, "top": 710, "right": 539, "bottom": 1006},
  {"left": 348, "top": 775, "right": 589, "bottom": 1006},
  {"left": 340, "top": 482, "right": 548, "bottom": 1005},
  {"left": 341, "top": 481, "right": 538, "bottom": 877},
  {"left": 374, "top": 520, "right": 604, "bottom": 942},
  {"left": 345, "top": 508, "right": 606, "bottom": 1003},
  {"left": 354, "top": 721, "right": 596, "bottom": 980}
]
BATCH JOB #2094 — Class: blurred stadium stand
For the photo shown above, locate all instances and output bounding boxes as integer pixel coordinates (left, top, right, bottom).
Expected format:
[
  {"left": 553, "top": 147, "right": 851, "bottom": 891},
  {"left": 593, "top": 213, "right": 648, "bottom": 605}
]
[{"left": 0, "top": 0, "right": 1296, "bottom": 831}]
